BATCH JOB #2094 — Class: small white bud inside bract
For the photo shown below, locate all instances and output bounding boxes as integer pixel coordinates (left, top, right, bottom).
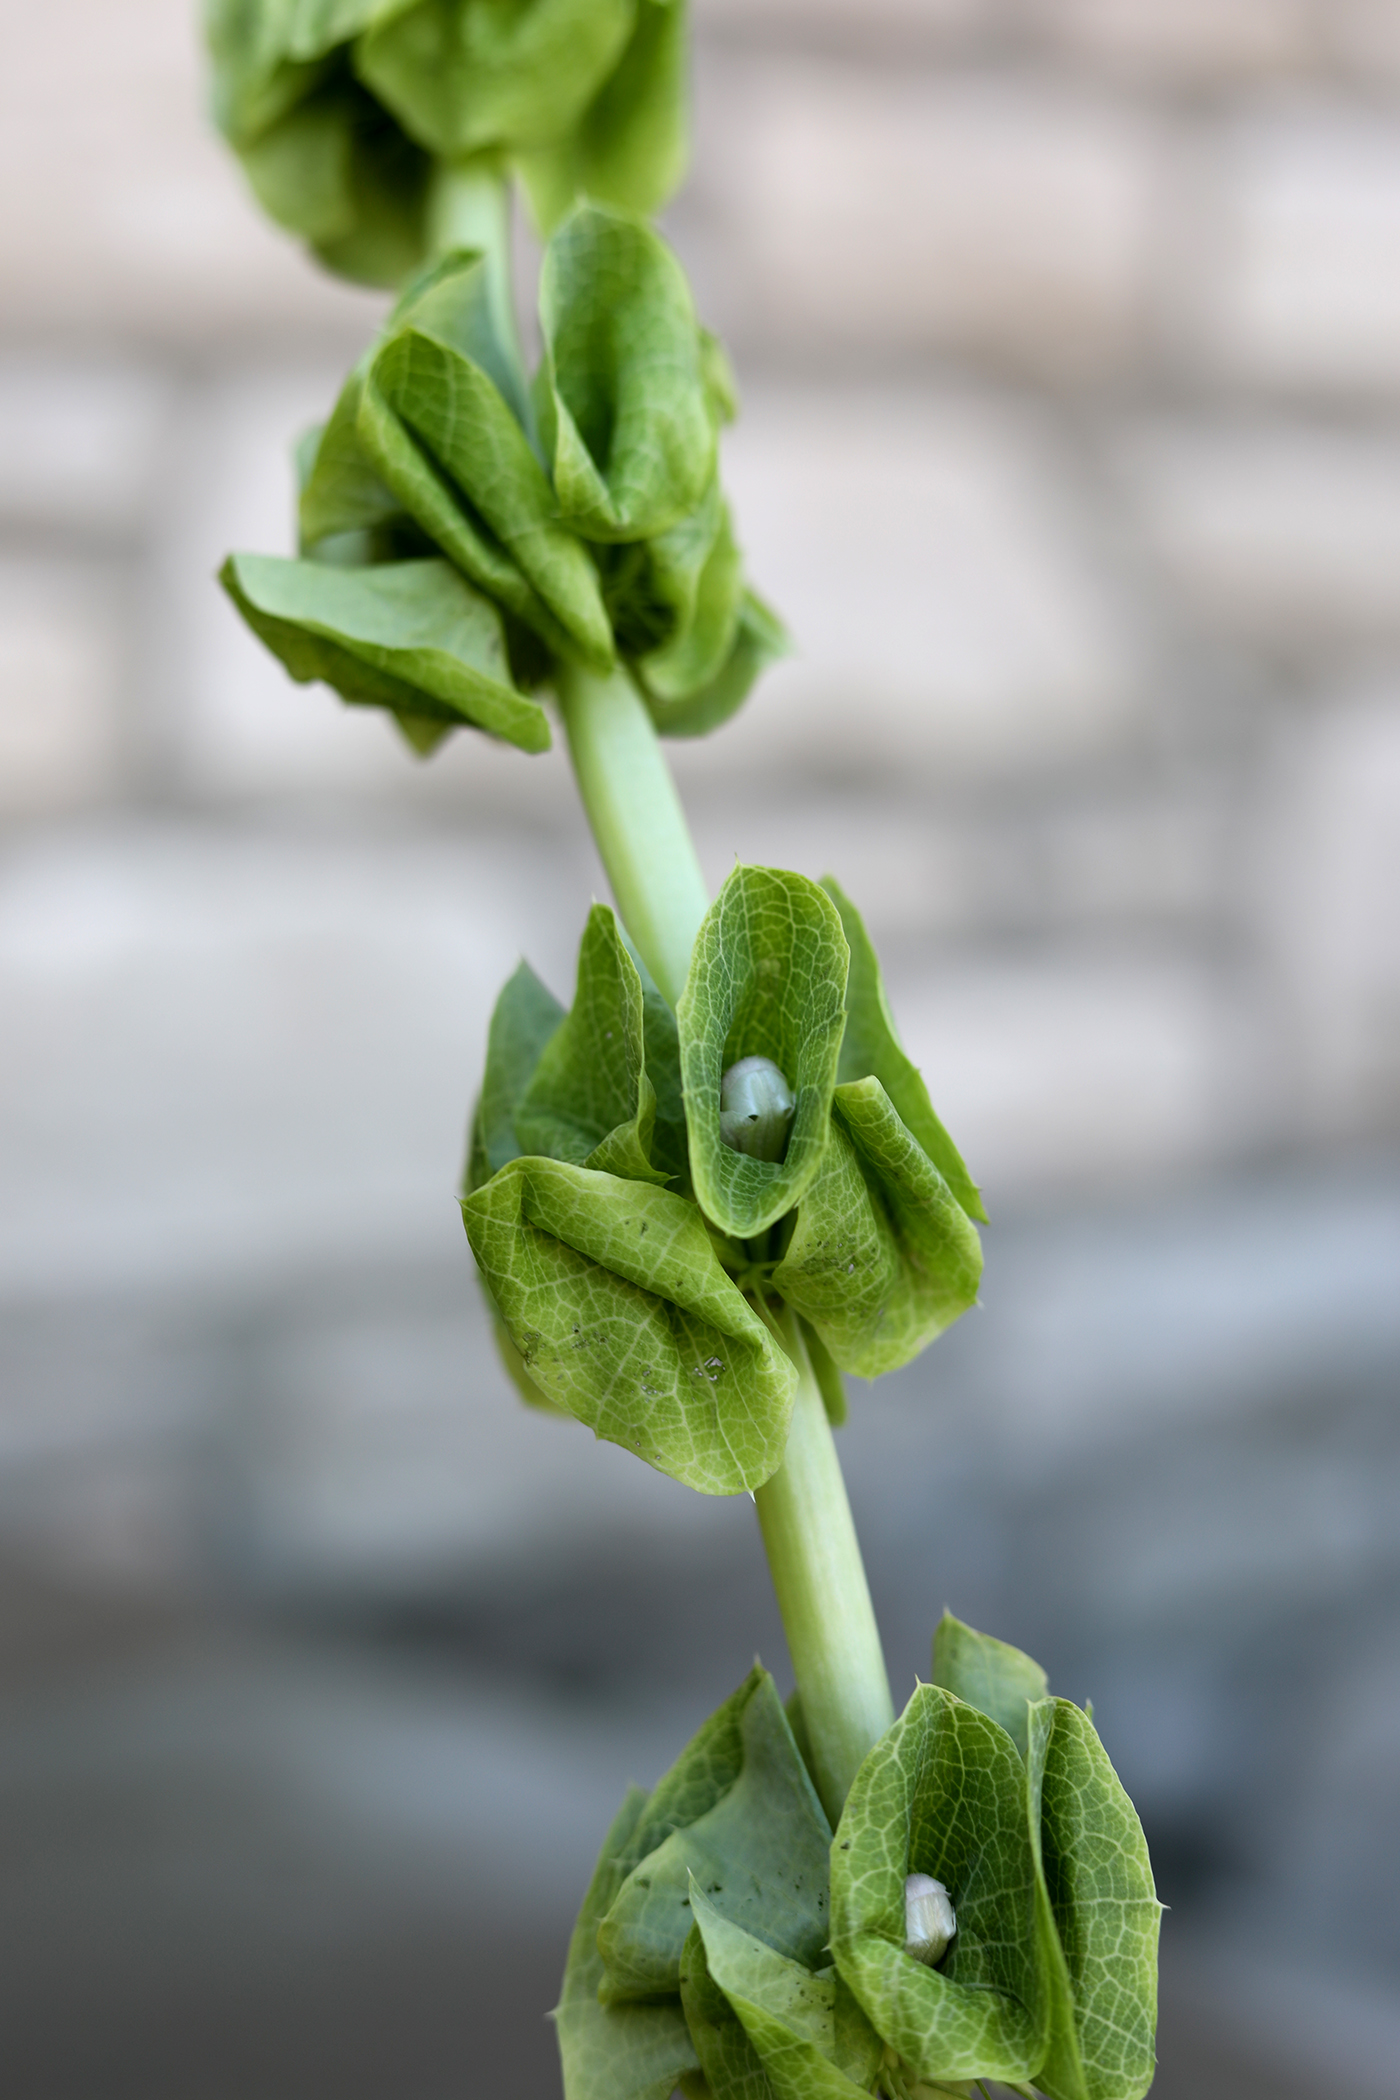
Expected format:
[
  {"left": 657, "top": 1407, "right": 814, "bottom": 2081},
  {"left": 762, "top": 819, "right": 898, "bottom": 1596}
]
[
  {"left": 903, "top": 1872, "right": 956, "bottom": 1966},
  {"left": 719, "top": 1055, "right": 795, "bottom": 1163}
]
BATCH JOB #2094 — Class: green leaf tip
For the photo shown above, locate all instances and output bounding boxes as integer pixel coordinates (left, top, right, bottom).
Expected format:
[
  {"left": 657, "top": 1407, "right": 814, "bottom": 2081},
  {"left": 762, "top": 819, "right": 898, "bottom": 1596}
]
[
  {"left": 237, "top": 213, "right": 786, "bottom": 747},
  {"left": 822, "top": 878, "right": 986, "bottom": 1226},
  {"left": 931, "top": 1614, "right": 1049, "bottom": 1764},
  {"left": 219, "top": 550, "right": 551, "bottom": 751}
]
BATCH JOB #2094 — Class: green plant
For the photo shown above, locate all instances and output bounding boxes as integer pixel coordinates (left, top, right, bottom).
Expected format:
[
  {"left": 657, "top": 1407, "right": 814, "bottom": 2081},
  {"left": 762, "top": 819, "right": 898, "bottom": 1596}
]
[{"left": 206, "top": 6, "right": 1161, "bottom": 2094}]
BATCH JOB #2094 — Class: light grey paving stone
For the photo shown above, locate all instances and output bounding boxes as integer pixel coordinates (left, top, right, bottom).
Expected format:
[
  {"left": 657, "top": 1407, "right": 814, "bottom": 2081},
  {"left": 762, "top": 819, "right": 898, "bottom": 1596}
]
[{"left": 1037, "top": 0, "right": 1315, "bottom": 80}]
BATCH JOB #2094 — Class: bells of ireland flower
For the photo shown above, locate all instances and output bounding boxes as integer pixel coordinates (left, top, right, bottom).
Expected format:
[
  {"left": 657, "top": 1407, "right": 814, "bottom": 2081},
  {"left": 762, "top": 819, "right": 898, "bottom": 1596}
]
[
  {"left": 220, "top": 209, "right": 786, "bottom": 757},
  {"left": 559, "top": 1625, "right": 1160, "bottom": 2100}
]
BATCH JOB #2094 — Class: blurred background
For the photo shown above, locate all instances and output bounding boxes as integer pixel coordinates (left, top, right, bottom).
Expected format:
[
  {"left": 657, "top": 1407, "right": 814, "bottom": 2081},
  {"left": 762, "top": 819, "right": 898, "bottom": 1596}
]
[{"left": 2, "top": 1, "right": 1399, "bottom": 2094}]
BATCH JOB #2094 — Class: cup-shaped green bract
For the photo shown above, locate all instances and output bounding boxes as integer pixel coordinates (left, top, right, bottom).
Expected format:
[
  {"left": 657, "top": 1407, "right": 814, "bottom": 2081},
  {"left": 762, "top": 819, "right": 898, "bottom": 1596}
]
[
  {"left": 514, "top": 903, "right": 673, "bottom": 1184},
  {"left": 679, "top": 866, "right": 850, "bottom": 1241},
  {"left": 538, "top": 203, "right": 715, "bottom": 542},
  {"left": 206, "top": 0, "right": 692, "bottom": 286},
  {"left": 930, "top": 1615, "right": 1161, "bottom": 2100},
  {"left": 830, "top": 1685, "right": 1045, "bottom": 2088},
  {"left": 222, "top": 217, "right": 785, "bottom": 751},
  {"left": 598, "top": 1668, "right": 831, "bottom": 2001},
  {"left": 771, "top": 1080, "right": 984, "bottom": 1379},
  {"left": 463, "top": 1157, "right": 796, "bottom": 1492},
  {"left": 560, "top": 1665, "right": 848, "bottom": 2100},
  {"left": 463, "top": 907, "right": 796, "bottom": 1492},
  {"left": 758, "top": 879, "right": 984, "bottom": 1378}
]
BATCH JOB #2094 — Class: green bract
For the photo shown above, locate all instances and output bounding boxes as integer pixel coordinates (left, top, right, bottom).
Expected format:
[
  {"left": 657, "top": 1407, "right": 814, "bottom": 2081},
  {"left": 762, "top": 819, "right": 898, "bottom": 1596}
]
[
  {"left": 463, "top": 1155, "right": 796, "bottom": 1494},
  {"left": 206, "top": 0, "right": 691, "bottom": 284},
  {"left": 221, "top": 212, "right": 784, "bottom": 752},
  {"left": 218, "top": 548, "right": 549, "bottom": 754},
  {"left": 679, "top": 866, "right": 850, "bottom": 1241},
  {"left": 467, "top": 876, "right": 984, "bottom": 1465},
  {"left": 563, "top": 1630, "right": 1158, "bottom": 2100},
  {"left": 461, "top": 904, "right": 797, "bottom": 1493}
]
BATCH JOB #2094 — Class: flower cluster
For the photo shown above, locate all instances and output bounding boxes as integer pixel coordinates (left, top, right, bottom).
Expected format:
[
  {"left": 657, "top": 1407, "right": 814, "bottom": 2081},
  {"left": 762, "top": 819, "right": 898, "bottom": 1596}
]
[
  {"left": 462, "top": 866, "right": 986, "bottom": 1493},
  {"left": 556, "top": 1617, "right": 1160, "bottom": 2100},
  {"left": 221, "top": 205, "right": 784, "bottom": 755}
]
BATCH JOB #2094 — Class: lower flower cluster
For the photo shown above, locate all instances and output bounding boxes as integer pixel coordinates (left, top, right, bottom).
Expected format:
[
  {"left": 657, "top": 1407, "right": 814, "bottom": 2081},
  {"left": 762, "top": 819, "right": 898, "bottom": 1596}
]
[{"left": 557, "top": 1617, "right": 1160, "bottom": 2100}]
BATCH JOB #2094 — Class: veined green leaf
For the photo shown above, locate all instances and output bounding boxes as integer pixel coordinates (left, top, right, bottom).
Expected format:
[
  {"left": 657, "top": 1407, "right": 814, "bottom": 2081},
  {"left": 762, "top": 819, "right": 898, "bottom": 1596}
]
[
  {"left": 821, "top": 880, "right": 986, "bottom": 1225},
  {"left": 829, "top": 1684, "right": 1044, "bottom": 2087},
  {"left": 679, "top": 867, "right": 848, "bottom": 1240},
  {"left": 555, "top": 1783, "right": 700, "bottom": 2100},
  {"left": 386, "top": 240, "right": 535, "bottom": 425},
  {"left": 772, "top": 1078, "right": 982, "bottom": 1379},
  {"left": 371, "top": 322, "right": 616, "bottom": 667},
  {"left": 518, "top": 0, "right": 689, "bottom": 233},
  {"left": 516, "top": 904, "right": 669, "bottom": 1184},
  {"left": 461, "top": 1159, "right": 796, "bottom": 1493},
  {"left": 638, "top": 492, "right": 744, "bottom": 706},
  {"left": 679, "top": 1918, "right": 772, "bottom": 2100},
  {"left": 351, "top": 364, "right": 585, "bottom": 660},
  {"left": 356, "top": 0, "right": 636, "bottom": 160},
  {"left": 628, "top": 1666, "right": 765, "bottom": 1865},
  {"left": 540, "top": 205, "right": 716, "bottom": 542},
  {"left": 599, "top": 1670, "right": 830, "bottom": 2002},
  {"left": 644, "top": 590, "right": 789, "bottom": 740},
  {"left": 931, "top": 1613, "right": 1048, "bottom": 1765},
  {"left": 219, "top": 552, "right": 550, "bottom": 750},
  {"left": 1027, "top": 1700, "right": 1160, "bottom": 2100},
  {"left": 300, "top": 360, "right": 407, "bottom": 550},
  {"left": 688, "top": 1891, "right": 884, "bottom": 2100},
  {"left": 466, "top": 958, "right": 565, "bottom": 1193}
]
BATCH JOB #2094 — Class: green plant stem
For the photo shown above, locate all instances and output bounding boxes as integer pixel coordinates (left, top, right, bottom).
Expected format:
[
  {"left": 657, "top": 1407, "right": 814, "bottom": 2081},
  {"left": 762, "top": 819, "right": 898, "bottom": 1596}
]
[
  {"left": 425, "top": 152, "right": 522, "bottom": 384},
  {"left": 559, "top": 660, "right": 893, "bottom": 1817},
  {"left": 556, "top": 662, "right": 709, "bottom": 1010},
  {"left": 755, "top": 1306, "right": 894, "bottom": 1823}
]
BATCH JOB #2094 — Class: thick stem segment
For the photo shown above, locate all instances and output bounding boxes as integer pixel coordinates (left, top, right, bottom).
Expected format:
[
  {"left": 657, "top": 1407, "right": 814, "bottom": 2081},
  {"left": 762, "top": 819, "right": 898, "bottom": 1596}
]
[
  {"left": 756, "top": 1308, "right": 894, "bottom": 1824},
  {"left": 426, "top": 152, "right": 523, "bottom": 388},
  {"left": 557, "top": 662, "right": 709, "bottom": 1010}
]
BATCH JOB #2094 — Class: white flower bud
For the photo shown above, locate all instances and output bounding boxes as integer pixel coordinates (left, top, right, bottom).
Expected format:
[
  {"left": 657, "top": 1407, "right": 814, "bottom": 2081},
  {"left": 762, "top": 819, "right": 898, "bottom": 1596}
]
[
  {"left": 719, "top": 1055, "right": 795, "bottom": 1163},
  {"left": 903, "top": 1873, "right": 956, "bottom": 1966}
]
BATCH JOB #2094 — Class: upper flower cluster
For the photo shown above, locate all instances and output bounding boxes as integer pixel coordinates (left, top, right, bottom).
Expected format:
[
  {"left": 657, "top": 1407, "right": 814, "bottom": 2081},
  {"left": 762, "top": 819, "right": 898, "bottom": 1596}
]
[
  {"left": 207, "top": 0, "right": 690, "bottom": 283},
  {"left": 221, "top": 205, "right": 785, "bottom": 755}
]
